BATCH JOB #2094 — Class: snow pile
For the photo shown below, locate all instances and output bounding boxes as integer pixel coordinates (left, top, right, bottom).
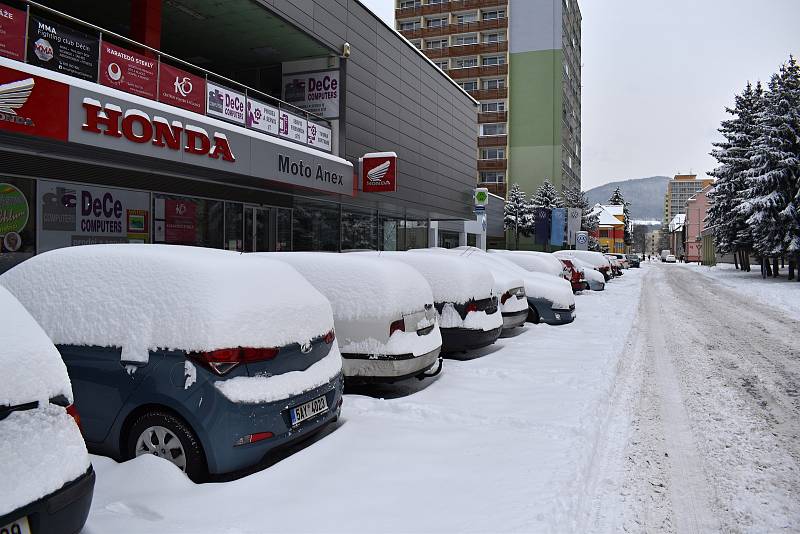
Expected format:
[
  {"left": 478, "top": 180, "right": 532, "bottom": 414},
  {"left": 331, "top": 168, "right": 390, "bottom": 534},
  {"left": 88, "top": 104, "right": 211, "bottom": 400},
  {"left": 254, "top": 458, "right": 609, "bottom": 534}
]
[
  {"left": 0, "top": 245, "right": 333, "bottom": 363},
  {"left": 0, "top": 286, "right": 72, "bottom": 406},
  {"left": 0, "top": 405, "right": 90, "bottom": 516},
  {"left": 214, "top": 343, "right": 342, "bottom": 403},
  {"left": 356, "top": 251, "right": 495, "bottom": 304}
]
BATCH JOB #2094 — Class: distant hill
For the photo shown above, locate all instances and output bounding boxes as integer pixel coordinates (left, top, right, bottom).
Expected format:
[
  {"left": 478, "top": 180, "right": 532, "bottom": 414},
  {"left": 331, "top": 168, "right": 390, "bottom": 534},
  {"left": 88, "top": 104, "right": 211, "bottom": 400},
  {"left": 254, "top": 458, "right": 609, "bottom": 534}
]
[{"left": 586, "top": 176, "right": 670, "bottom": 222}]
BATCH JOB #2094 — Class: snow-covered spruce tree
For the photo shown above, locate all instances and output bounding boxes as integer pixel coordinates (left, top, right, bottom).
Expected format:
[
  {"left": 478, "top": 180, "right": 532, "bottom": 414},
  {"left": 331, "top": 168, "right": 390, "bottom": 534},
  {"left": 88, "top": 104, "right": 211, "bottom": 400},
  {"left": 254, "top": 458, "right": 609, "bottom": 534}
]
[
  {"left": 740, "top": 58, "right": 800, "bottom": 275},
  {"left": 607, "top": 187, "right": 633, "bottom": 245},
  {"left": 504, "top": 183, "right": 531, "bottom": 249},
  {"left": 707, "top": 81, "right": 765, "bottom": 270},
  {"left": 530, "top": 179, "right": 564, "bottom": 208}
]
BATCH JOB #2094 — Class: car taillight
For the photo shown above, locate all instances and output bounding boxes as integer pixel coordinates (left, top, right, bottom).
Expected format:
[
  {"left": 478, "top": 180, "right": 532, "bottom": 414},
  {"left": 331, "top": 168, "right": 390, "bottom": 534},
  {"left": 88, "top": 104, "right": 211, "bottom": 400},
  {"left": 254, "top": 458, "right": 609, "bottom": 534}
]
[
  {"left": 66, "top": 404, "right": 82, "bottom": 431},
  {"left": 501, "top": 291, "right": 511, "bottom": 304},
  {"left": 235, "top": 431, "right": 274, "bottom": 446},
  {"left": 466, "top": 301, "right": 478, "bottom": 314},
  {"left": 193, "top": 347, "right": 279, "bottom": 375},
  {"left": 323, "top": 330, "right": 335, "bottom": 344},
  {"left": 390, "top": 319, "right": 405, "bottom": 336}
]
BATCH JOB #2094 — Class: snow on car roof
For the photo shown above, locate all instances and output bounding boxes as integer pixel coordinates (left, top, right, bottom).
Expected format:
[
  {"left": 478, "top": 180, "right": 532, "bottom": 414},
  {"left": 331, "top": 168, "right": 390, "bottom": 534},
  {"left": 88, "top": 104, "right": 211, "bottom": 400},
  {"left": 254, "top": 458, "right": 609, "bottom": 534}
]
[
  {"left": 489, "top": 250, "right": 563, "bottom": 276},
  {"left": 0, "top": 245, "right": 333, "bottom": 363},
  {"left": 0, "top": 286, "right": 72, "bottom": 406},
  {"left": 413, "top": 248, "right": 524, "bottom": 292},
  {"left": 477, "top": 254, "right": 575, "bottom": 309},
  {"left": 555, "top": 250, "right": 611, "bottom": 268},
  {"left": 355, "top": 251, "right": 495, "bottom": 304},
  {"left": 256, "top": 252, "right": 434, "bottom": 320}
]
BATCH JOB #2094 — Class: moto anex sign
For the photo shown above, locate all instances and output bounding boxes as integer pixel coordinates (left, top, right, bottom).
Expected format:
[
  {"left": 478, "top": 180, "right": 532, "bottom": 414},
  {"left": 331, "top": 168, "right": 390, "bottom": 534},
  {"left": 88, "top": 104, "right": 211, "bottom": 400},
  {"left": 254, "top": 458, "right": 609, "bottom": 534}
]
[{"left": 361, "top": 152, "right": 397, "bottom": 193}]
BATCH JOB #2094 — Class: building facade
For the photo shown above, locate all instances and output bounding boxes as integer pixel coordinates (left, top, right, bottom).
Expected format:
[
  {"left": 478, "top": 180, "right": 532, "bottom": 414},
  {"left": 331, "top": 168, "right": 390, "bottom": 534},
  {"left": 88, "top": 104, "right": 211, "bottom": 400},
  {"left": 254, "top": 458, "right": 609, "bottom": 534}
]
[
  {"left": 662, "top": 173, "right": 714, "bottom": 226},
  {"left": 590, "top": 204, "right": 625, "bottom": 253},
  {"left": 395, "top": 0, "right": 581, "bottom": 199},
  {"left": 0, "top": 0, "right": 481, "bottom": 273},
  {"left": 684, "top": 184, "right": 712, "bottom": 263}
]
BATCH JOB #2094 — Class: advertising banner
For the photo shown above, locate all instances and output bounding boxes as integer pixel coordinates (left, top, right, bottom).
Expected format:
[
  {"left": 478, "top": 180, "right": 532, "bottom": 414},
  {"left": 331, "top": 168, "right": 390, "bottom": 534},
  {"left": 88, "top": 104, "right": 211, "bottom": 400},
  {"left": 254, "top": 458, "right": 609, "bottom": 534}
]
[
  {"left": 361, "top": 152, "right": 397, "bottom": 193},
  {"left": 282, "top": 70, "right": 339, "bottom": 119},
  {"left": 246, "top": 97, "right": 279, "bottom": 135},
  {"left": 567, "top": 207, "right": 581, "bottom": 245},
  {"left": 99, "top": 41, "right": 157, "bottom": 99},
  {"left": 0, "top": 182, "right": 28, "bottom": 238},
  {"left": 0, "top": 64, "right": 69, "bottom": 141},
  {"left": 550, "top": 207, "right": 565, "bottom": 246},
  {"left": 27, "top": 15, "right": 99, "bottom": 81},
  {"left": 206, "top": 80, "right": 245, "bottom": 125},
  {"left": 164, "top": 198, "right": 196, "bottom": 243},
  {"left": 306, "top": 121, "right": 331, "bottom": 151},
  {"left": 37, "top": 180, "right": 150, "bottom": 252},
  {"left": 0, "top": 3, "right": 26, "bottom": 61},
  {"left": 158, "top": 62, "right": 204, "bottom": 113},
  {"left": 534, "top": 207, "right": 550, "bottom": 245},
  {"left": 277, "top": 109, "right": 306, "bottom": 143}
]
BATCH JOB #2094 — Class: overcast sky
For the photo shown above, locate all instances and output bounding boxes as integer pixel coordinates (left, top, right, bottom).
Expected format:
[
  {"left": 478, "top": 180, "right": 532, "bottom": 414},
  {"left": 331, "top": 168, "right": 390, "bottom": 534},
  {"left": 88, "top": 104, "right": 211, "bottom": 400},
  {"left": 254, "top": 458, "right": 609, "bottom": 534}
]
[{"left": 359, "top": 0, "right": 798, "bottom": 189}]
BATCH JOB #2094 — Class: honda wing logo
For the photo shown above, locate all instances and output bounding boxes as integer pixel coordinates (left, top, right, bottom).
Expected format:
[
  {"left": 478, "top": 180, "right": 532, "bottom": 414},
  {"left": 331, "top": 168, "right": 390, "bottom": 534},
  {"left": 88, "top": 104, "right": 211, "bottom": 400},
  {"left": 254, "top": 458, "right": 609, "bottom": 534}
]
[
  {"left": 366, "top": 160, "right": 391, "bottom": 185},
  {"left": 0, "top": 78, "right": 34, "bottom": 115}
]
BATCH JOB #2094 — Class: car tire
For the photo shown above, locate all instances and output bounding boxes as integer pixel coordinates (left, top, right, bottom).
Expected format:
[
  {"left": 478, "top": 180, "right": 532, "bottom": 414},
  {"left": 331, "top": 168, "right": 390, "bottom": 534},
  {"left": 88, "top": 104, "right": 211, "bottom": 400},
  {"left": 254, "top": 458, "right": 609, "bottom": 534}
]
[
  {"left": 527, "top": 305, "right": 540, "bottom": 324},
  {"left": 126, "top": 410, "right": 208, "bottom": 482}
]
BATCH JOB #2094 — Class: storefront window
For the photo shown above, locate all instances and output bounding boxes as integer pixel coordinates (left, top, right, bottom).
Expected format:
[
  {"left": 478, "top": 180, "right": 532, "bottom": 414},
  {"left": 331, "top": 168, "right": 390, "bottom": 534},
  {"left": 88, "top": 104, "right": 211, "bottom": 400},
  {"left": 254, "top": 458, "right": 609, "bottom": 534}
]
[
  {"left": 153, "top": 194, "right": 223, "bottom": 248},
  {"left": 293, "top": 198, "right": 339, "bottom": 251},
  {"left": 439, "top": 230, "right": 460, "bottom": 249},
  {"left": 379, "top": 213, "right": 404, "bottom": 251},
  {"left": 467, "top": 234, "right": 477, "bottom": 247},
  {"left": 276, "top": 208, "right": 292, "bottom": 251},
  {"left": 224, "top": 202, "right": 243, "bottom": 251},
  {"left": 342, "top": 206, "right": 377, "bottom": 250},
  {"left": 403, "top": 219, "right": 429, "bottom": 250},
  {"left": 0, "top": 178, "right": 35, "bottom": 274}
]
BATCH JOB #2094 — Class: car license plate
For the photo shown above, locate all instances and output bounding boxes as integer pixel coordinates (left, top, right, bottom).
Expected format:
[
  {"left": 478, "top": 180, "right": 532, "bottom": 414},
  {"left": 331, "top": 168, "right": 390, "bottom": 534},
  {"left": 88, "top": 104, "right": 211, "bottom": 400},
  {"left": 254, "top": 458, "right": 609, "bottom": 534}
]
[
  {"left": 1, "top": 516, "right": 31, "bottom": 534},
  {"left": 290, "top": 395, "right": 328, "bottom": 426}
]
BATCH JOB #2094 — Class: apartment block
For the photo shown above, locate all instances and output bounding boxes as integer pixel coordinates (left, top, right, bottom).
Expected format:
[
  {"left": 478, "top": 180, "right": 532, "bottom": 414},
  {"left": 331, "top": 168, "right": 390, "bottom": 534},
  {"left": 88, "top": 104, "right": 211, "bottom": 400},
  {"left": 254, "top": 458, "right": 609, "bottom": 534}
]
[
  {"left": 662, "top": 174, "right": 714, "bottom": 226},
  {"left": 396, "top": 0, "right": 581, "bottom": 198}
]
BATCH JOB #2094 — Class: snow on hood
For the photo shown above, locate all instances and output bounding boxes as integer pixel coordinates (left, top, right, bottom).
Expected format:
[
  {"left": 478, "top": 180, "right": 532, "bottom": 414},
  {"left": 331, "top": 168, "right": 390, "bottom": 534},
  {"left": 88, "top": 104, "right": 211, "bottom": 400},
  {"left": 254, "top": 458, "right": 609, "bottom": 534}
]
[
  {"left": 355, "top": 251, "right": 495, "bottom": 304},
  {"left": 489, "top": 250, "right": 563, "bottom": 276},
  {"left": 477, "top": 254, "right": 575, "bottom": 309},
  {"left": 555, "top": 250, "right": 610, "bottom": 269},
  {"left": 0, "top": 245, "right": 333, "bottom": 363},
  {"left": 0, "top": 286, "right": 72, "bottom": 406},
  {"left": 259, "top": 252, "right": 434, "bottom": 320}
]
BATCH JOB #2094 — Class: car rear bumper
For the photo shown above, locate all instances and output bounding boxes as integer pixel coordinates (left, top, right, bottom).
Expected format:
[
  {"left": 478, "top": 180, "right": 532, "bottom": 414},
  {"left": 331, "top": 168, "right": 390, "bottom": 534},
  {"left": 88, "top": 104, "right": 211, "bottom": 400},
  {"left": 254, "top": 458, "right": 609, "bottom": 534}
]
[
  {"left": 440, "top": 325, "right": 502, "bottom": 353},
  {"left": 0, "top": 466, "right": 95, "bottom": 534},
  {"left": 501, "top": 308, "right": 528, "bottom": 329},
  {"left": 341, "top": 347, "right": 441, "bottom": 383},
  {"left": 587, "top": 280, "right": 605, "bottom": 291}
]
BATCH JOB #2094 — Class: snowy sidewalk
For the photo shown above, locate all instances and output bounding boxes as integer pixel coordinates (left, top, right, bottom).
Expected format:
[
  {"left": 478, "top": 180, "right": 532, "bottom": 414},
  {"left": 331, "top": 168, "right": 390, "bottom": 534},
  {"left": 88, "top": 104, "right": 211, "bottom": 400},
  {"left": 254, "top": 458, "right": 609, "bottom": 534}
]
[
  {"left": 680, "top": 262, "right": 800, "bottom": 321},
  {"left": 83, "top": 269, "right": 645, "bottom": 534}
]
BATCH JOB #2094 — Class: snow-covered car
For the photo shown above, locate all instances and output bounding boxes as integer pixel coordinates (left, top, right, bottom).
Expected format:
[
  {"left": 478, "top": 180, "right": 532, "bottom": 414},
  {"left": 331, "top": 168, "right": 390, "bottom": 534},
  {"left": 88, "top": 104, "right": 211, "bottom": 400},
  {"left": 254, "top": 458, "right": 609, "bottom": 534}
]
[
  {"left": 0, "top": 286, "right": 94, "bottom": 534},
  {"left": 489, "top": 249, "right": 566, "bottom": 277},
  {"left": 566, "top": 257, "right": 606, "bottom": 291},
  {"left": 411, "top": 248, "right": 528, "bottom": 330},
  {"left": 456, "top": 248, "right": 576, "bottom": 325},
  {"left": 0, "top": 245, "right": 343, "bottom": 482},
  {"left": 555, "top": 250, "right": 614, "bottom": 281},
  {"left": 606, "top": 253, "right": 629, "bottom": 269},
  {"left": 354, "top": 251, "right": 503, "bottom": 352},
  {"left": 261, "top": 252, "right": 442, "bottom": 383},
  {"left": 557, "top": 257, "right": 590, "bottom": 292},
  {"left": 605, "top": 255, "right": 624, "bottom": 276},
  {"left": 665, "top": 254, "right": 677, "bottom": 263}
]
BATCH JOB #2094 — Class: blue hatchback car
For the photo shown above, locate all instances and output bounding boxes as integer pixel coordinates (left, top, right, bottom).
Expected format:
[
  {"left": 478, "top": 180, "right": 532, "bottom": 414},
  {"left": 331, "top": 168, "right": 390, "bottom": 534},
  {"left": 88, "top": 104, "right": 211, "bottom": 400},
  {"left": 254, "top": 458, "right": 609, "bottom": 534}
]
[{"left": 1, "top": 245, "right": 344, "bottom": 482}]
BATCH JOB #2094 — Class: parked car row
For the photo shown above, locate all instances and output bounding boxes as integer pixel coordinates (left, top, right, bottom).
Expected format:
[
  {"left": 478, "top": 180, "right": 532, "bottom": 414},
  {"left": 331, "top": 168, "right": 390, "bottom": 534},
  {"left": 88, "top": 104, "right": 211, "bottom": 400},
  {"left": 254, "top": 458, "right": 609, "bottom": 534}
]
[{"left": 0, "top": 244, "right": 631, "bottom": 532}]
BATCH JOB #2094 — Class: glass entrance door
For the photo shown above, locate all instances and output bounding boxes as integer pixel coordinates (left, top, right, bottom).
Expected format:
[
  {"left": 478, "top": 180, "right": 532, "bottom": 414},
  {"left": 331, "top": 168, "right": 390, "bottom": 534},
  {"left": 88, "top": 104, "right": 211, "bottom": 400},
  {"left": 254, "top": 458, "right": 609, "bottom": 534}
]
[{"left": 244, "top": 206, "right": 271, "bottom": 252}]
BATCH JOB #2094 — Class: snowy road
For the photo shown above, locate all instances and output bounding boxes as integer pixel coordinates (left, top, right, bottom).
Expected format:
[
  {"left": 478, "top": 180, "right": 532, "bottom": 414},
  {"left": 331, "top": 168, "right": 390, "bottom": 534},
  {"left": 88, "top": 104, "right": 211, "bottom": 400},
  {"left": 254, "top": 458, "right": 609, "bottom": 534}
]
[{"left": 587, "top": 264, "right": 800, "bottom": 533}]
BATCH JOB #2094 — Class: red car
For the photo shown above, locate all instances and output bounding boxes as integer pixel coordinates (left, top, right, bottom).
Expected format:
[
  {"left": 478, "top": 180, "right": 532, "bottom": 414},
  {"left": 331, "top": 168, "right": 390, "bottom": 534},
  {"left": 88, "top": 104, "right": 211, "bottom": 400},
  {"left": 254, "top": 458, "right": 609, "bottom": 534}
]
[{"left": 559, "top": 258, "right": 589, "bottom": 292}]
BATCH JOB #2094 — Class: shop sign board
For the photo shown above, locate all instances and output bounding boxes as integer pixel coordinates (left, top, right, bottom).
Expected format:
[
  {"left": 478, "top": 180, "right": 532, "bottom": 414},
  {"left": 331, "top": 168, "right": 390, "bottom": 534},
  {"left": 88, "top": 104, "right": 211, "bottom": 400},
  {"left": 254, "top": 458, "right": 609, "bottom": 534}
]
[
  {"left": 306, "top": 121, "right": 331, "bottom": 151},
  {"left": 158, "top": 62, "right": 204, "bottom": 113},
  {"left": 37, "top": 180, "right": 150, "bottom": 252},
  {"left": 163, "top": 198, "right": 196, "bottom": 243},
  {"left": 0, "top": 3, "right": 26, "bottom": 61},
  {"left": 282, "top": 70, "right": 339, "bottom": 119},
  {"left": 361, "top": 152, "right": 397, "bottom": 193},
  {"left": 27, "top": 14, "right": 99, "bottom": 81},
  {"left": 0, "top": 64, "right": 69, "bottom": 141},
  {"left": 0, "top": 182, "right": 28, "bottom": 234},
  {"left": 206, "top": 80, "right": 245, "bottom": 125},
  {"left": 99, "top": 41, "right": 157, "bottom": 99},
  {"left": 278, "top": 109, "right": 307, "bottom": 143},
  {"left": 246, "top": 97, "right": 279, "bottom": 135}
]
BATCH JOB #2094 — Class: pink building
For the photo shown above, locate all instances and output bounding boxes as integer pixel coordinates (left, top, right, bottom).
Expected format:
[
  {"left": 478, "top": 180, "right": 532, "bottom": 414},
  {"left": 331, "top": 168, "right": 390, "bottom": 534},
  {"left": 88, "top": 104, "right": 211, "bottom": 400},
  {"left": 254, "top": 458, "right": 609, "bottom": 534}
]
[{"left": 684, "top": 184, "right": 713, "bottom": 263}]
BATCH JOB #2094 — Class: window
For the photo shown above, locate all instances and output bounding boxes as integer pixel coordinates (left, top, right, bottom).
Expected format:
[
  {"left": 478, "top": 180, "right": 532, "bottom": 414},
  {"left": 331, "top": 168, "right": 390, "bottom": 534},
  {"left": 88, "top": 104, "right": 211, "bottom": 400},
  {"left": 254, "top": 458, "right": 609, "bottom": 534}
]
[
  {"left": 341, "top": 206, "right": 377, "bottom": 250},
  {"left": 276, "top": 208, "right": 292, "bottom": 251},
  {"left": 482, "top": 10, "right": 506, "bottom": 20},
  {"left": 292, "top": 198, "right": 340, "bottom": 252},
  {"left": 482, "top": 32, "right": 506, "bottom": 43},
  {"left": 399, "top": 21, "right": 420, "bottom": 31},
  {"left": 426, "top": 17, "right": 447, "bottom": 28},
  {"left": 467, "top": 233, "right": 477, "bottom": 247},
  {"left": 480, "top": 122, "right": 506, "bottom": 135},
  {"left": 428, "top": 0, "right": 444, "bottom": 4},
  {"left": 453, "top": 57, "right": 478, "bottom": 68},
  {"left": 456, "top": 12, "right": 478, "bottom": 24},
  {"left": 439, "top": 230, "right": 460, "bottom": 249},
  {"left": 434, "top": 60, "right": 449, "bottom": 70},
  {"left": 482, "top": 55, "right": 506, "bottom": 66},
  {"left": 153, "top": 194, "right": 223, "bottom": 248},
  {"left": 482, "top": 78, "right": 505, "bottom": 90},
  {"left": 481, "top": 148, "right": 505, "bottom": 160},
  {"left": 460, "top": 80, "right": 478, "bottom": 91},
  {"left": 479, "top": 171, "right": 505, "bottom": 183},
  {"left": 452, "top": 34, "right": 478, "bottom": 46},
  {"left": 481, "top": 101, "right": 506, "bottom": 112},
  {"left": 224, "top": 202, "right": 243, "bottom": 251},
  {"left": 403, "top": 220, "right": 429, "bottom": 250},
  {"left": 399, "top": 0, "right": 420, "bottom": 8},
  {"left": 409, "top": 40, "right": 422, "bottom": 49},
  {"left": 599, "top": 229, "right": 610, "bottom": 238},
  {"left": 426, "top": 39, "right": 448, "bottom": 49}
]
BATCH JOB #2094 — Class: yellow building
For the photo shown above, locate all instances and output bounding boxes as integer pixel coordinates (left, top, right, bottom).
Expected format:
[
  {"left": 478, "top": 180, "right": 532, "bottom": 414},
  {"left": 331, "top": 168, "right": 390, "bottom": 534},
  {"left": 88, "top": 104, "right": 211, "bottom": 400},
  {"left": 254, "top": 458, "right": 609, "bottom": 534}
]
[{"left": 592, "top": 204, "right": 626, "bottom": 253}]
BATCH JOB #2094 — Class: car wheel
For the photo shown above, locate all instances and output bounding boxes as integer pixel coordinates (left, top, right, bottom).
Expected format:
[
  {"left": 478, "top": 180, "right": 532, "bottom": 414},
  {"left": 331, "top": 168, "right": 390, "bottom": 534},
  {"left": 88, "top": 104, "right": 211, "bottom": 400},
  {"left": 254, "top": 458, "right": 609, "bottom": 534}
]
[
  {"left": 127, "top": 411, "right": 208, "bottom": 482},
  {"left": 527, "top": 305, "right": 540, "bottom": 324}
]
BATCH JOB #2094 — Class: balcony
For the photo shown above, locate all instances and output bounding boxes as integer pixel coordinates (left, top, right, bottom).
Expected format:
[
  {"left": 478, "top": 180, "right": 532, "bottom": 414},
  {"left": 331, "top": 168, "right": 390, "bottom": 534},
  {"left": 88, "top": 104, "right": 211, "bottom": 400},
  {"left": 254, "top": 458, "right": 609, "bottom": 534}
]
[
  {"left": 477, "top": 159, "right": 507, "bottom": 171},
  {"left": 478, "top": 135, "right": 507, "bottom": 147},
  {"left": 421, "top": 40, "right": 507, "bottom": 59},
  {"left": 479, "top": 181, "right": 506, "bottom": 198},
  {"left": 447, "top": 64, "right": 507, "bottom": 79},
  {"left": 478, "top": 111, "right": 507, "bottom": 123},
  {"left": 396, "top": 0, "right": 508, "bottom": 18},
  {"left": 468, "top": 87, "right": 507, "bottom": 99},
  {"left": 399, "top": 17, "right": 508, "bottom": 39}
]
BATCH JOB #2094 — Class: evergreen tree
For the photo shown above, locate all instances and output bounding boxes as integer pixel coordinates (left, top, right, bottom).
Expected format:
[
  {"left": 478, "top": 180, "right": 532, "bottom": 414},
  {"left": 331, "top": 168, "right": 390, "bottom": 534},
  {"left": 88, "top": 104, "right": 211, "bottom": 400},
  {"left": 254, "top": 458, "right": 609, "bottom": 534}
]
[
  {"left": 607, "top": 187, "right": 633, "bottom": 245},
  {"left": 530, "top": 179, "right": 564, "bottom": 208},
  {"left": 504, "top": 183, "right": 532, "bottom": 249}
]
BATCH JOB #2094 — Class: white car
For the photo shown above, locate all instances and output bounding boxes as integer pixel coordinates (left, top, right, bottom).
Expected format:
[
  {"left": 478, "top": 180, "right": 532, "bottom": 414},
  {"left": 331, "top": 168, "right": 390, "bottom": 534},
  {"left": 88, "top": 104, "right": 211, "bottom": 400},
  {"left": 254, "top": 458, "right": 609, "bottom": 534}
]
[
  {"left": 263, "top": 252, "right": 442, "bottom": 383},
  {"left": 0, "top": 286, "right": 94, "bottom": 534},
  {"left": 356, "top": 251, "right": 503, "bottom": 353},
  {"left": 665, "top": 254, "right": 677, "bottom": 263},
  {"left": 411, "top": 248, "right": 528, "bottom": 330}
]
